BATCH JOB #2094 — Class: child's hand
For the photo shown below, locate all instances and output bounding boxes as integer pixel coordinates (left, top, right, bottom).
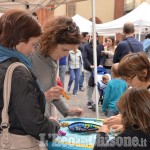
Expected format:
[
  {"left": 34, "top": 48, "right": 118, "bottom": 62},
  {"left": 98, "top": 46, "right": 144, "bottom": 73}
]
[
  {"left": 103, "top": 114, "right": 122, "bottom": 128},
  {"left": 110, "top": 125, "right": 124, "bottom": 133},
  {"left": 96, "top": 124, "right": 109, "bottom": 134}
]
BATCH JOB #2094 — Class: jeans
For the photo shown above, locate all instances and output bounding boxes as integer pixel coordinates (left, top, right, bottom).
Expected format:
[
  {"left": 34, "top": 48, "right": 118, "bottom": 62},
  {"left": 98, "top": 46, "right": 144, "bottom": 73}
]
[
  {"left": 67, "top": 68, "right": 80, "bottom": 94},
  {"left": 79, "top": 72, "right": 84, "bottom": 88},
  {"left": 84, "top": 70, "right": 94, "bottom": 102},
  {"left": 105, "top": 109, "right": 119, "bottom": 118},
  {"left": 59, "top": 65, "right": 66, "bottom": 87}
]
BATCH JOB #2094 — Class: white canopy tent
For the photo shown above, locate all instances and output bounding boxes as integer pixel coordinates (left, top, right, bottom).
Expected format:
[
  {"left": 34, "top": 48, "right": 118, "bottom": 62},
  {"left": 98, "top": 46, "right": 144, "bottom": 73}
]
[
  {"left": 72, "top": 14, "right": 92, "bottom": 32},
  {"left": 0, "top": 0, "right": 87, "bottom": 13},
  {"left": 96, "top": 2, "right": 150, "bottom": 35},
  {"left": 71, "top": 14, "right": 116, "bottom": 36}
]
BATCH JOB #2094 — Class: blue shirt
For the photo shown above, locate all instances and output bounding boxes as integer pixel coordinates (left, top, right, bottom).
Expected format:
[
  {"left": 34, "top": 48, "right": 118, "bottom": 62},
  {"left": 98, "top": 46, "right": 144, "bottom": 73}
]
[
  {"left": 113, "top": 37, "right": 143, "bottom": 63},
  {"left": 59, "top": 56, "right": 66, "bottom": 65},
  {"left": 102, "top": 79, "right": 127, "bottom": 112}
]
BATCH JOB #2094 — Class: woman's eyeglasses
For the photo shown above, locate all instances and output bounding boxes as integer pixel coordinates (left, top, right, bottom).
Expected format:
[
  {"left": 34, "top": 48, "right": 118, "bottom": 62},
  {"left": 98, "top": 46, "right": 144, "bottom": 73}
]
[{"left": 123, "top": 75, "right": 136, "bottom": 82}]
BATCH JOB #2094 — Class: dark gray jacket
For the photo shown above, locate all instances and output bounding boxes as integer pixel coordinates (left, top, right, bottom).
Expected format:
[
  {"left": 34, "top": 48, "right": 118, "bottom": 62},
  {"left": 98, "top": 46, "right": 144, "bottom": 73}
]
[
  {"left": 0, "top": 58, "right": 60, "bottom": 140},
  {"left": 83, "top": 42, "right": 104, "bottom": 72}
]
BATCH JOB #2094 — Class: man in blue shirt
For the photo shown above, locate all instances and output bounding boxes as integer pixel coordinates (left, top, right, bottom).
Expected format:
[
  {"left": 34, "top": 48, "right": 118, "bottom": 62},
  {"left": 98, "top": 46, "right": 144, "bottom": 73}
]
[{"left": 113, "top": 22, "right": 143, "bottom": 63}]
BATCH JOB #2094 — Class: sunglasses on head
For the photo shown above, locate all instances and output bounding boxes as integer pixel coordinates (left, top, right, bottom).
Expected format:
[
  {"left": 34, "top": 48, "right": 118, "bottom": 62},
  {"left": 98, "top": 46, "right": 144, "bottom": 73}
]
[{"left": 65, "top": 26, "right": 79, "bottom": 33}]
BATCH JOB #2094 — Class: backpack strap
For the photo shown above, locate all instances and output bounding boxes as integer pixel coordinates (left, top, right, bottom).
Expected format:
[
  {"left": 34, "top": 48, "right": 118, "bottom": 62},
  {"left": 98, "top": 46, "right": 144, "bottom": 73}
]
[{"left": 126, "top": 40, "right": 134, "bottom": 52}]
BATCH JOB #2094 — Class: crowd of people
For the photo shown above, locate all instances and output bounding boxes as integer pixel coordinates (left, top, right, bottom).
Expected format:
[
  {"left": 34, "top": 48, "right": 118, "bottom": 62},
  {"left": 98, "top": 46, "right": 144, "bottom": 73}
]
[{"left": 0, "top": 9, "right": 150, "bottom": 150}]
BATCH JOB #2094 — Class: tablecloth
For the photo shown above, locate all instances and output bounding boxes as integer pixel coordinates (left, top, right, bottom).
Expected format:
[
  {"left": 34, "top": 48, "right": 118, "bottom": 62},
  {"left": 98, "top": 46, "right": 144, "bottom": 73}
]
[{"left": 48, "top": 117, "right": 107, "bottom": 150}]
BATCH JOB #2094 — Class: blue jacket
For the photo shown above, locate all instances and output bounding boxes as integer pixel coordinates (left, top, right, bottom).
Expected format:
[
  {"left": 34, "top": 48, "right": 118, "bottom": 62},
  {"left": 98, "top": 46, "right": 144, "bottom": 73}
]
[
  {"left": 102, "top": 79, "right": 127, "bottom": 112},
  {"left": 59, "top": 56, "right": 66, "bottom": 65},
  {"left": 113, "top": 37, "right": 143, "bottom": 63}
]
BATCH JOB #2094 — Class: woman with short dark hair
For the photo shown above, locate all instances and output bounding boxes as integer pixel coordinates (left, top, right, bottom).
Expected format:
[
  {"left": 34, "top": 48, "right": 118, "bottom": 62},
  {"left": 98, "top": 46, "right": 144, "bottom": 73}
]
[{"left": 0, "top": 9, "right": 60, "bottom": 146}]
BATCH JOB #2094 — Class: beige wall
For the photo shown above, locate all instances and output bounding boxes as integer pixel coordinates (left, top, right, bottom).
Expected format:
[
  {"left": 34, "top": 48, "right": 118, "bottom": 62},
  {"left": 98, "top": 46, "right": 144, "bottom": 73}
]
[
  {"left": 76, "top": 0, "right": 114, "bottom": 23},
  {"left": 145, "top": 0, "right": 150, "bottom": 3},
  {"left": 135, "top": 0, "right": 145, "bottom": 6},
  {"left": 54, "top": 4, "right": 66, "bottom": 16},
  {"left": 54, "top": 0, "right": 115, "bottom": 23}
]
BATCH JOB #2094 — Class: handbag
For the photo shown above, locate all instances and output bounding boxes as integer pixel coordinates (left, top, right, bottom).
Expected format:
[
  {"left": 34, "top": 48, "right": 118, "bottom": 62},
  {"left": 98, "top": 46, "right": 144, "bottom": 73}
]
[{"left": 0, "top": 62, "right": 47, "bottom": 150}]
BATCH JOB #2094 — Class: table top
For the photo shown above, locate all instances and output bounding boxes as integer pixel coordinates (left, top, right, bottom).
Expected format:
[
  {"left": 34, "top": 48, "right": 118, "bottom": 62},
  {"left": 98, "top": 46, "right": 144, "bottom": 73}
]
[{"left": 48, "top": 117, "right": 108, "bottom": 150}]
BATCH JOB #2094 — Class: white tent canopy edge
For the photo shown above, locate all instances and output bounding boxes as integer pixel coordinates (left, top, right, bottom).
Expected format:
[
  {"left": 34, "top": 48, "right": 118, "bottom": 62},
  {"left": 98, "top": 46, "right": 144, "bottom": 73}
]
[
  {"left": 96, "top": 2, "right": 150, "bottom": 37},
  {"left": 72, "top": 14, "right": 92, "bottom": 33},
  {"left": 0, "top": 0, "right": 87, "bottom": 13}
]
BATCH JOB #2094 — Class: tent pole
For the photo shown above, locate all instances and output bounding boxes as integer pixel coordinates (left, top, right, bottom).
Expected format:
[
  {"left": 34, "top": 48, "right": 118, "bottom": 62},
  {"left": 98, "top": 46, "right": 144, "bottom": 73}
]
[
  {"left": 138, "top": 27, "right": 141, "bottom": 41},
  {"left": 92, "top": 0, "right": 99, "bottom": 118}
]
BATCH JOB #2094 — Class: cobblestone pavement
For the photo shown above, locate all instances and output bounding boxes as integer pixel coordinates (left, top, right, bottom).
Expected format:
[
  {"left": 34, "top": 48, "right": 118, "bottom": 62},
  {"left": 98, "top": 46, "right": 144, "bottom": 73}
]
[{"left": 57, "top": 74, "right": 106, "bottom": 120}]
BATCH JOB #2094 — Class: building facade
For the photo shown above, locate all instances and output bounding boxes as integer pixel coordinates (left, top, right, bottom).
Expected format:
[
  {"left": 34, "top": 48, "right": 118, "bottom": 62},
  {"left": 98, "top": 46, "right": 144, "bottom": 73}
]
[
  {"left": 37, "top": 0, "right": 147, "bottom": 27},
  {"left": 35, "top": 0, "right": 149, "bottom": 42}
]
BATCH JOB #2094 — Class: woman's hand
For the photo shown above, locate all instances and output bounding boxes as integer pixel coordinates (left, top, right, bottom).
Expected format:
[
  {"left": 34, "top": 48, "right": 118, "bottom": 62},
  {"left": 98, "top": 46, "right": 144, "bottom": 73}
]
[
  {"left": 49, "top": 116, "right": 60, "bottom": 124},
  {"left": 44, "top": 86, "right": 63, "bottom": 101},
  {"left": 101, "top": 51, "right": 108, "bottom": 55},
  {"left": 103, "top": 114, "right": 122, "bottom": 128},
  {"left": 67, "top": 107, "right": 84, "bottom": 117}
]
